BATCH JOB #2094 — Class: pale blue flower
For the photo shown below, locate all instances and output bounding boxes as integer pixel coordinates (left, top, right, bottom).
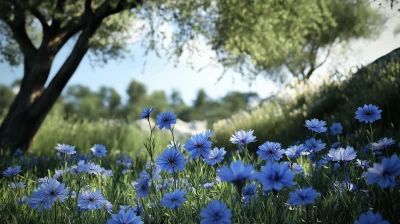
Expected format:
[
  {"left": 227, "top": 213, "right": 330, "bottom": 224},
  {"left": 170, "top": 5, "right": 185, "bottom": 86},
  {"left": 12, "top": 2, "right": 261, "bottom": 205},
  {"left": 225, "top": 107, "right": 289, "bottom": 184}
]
[
  {"left": 204, "top": 147, "right": 226, "bottom": 165},
  {"left": 90, "top": 144, "right": 107, "bottom": 157},
  {"left": 78, "top": 190, "right": 107, "bottom": 210},
  {"left": 366, "top": 154, "right": 400, "bottom": 188},
  {"left": 304, "top": 138, "right": 326, "bottom": 153},
  {"left": 55, "top": 144, "right": 76, "bottom": 155},
  {"left": 285, "top": 145, "right": 306, "bottom": 159},
  {"left": 327, "top": 146, "right": 357, "bottom": 162},
  {"left": 229, "top": 130, "right": 256, "bottom": 147},
  {"left": 305, "top": 119, "right": 327, "bottom": 133}
]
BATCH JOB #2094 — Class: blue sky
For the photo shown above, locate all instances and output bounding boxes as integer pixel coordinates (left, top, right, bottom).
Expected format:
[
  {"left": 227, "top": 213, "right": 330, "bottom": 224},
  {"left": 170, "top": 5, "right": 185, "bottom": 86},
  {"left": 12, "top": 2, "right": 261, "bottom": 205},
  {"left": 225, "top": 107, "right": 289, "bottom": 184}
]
[{"left": 1, "top": 4, "right": 399, "bottom": 105}]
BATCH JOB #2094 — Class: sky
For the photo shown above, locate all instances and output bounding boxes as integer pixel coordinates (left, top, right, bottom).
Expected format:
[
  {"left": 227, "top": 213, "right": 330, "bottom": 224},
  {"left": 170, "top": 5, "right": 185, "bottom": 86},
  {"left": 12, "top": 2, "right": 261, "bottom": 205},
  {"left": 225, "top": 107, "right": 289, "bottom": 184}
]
[{"left": 1, "top": 3, "right": 400, "bottom": 105}]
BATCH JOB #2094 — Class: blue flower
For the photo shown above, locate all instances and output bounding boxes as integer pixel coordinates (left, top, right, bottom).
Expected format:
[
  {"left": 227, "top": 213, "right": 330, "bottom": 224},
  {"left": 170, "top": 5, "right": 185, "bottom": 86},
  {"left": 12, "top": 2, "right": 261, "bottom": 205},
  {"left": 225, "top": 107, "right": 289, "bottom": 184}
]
[
  {"left": 107, "top": 208, "right": 144, "bottom": 224},
  {"left": 304, "top": 138, "right": 326, "bottom": 153},
  {"left": 330, "top": 122, "right": 343, "bottom": 135},
  {"left": 204, "top": 147, "right": 226, "bottom": 165},
  {"left": 8, "top": 182, "right": 26, "bottom": 189},
  {"left": 256, "top": 142, "right": 284, "bottom": 162},
  {"left": 254, "top": 162, "right": 295, "bottom": 192},
  {"left": 229, "top": 130, "right": 256, "bottom": 147},
  {"left": 243, "top": 182, "right": 257, "bottom": 203},
  {"left": 356, "top": 159, "right": 370, "bottom": 170},
  {"left": 105, "top": 200, "right": 114, "bottom": 214},
  {"left": 28, "top": 195, "right": 52, "bottom": 212},
  {"left": 304, "top": 119, "right": 327, "bottom": 133},
  {"left": 184, "top": 133, "right": 212, "bottom": 159},
  {"left": 55, "top": 144, "right": 76, "bottom": 155},
  {"left": 132, "top": 204, "right": 144, "bottom": 216},
  {"left": 291, "top": 163, "right": 303, "bottom": 174},
  {"left": 167, "top": 141, "right": 185, "bottom": 149},
  {"left": 14, "top": 148, "right": 23, "bottom": 157},
  {"left": 156, "top": 148, "right": 186, "bottom": 173},
  {"left": 132, "top": 177, "right": 150, "bottom": 198},
  {"left": 333, "top": 181, "right": 357, "bottom": 193},
  {"left": 285, "top": 145, "right": 306, "bottom": 159},
  {"left": 366, "top": 154, "right": 400, "bottom": 188},
  {"left": 161, "top": 189, "right": 186, "bottom": 209},
  {"left": 354, "top": 211, "right": 389, "bottom": 224},
  {"left": 201, "top": 129, "right": 214, "bottom": 139},
  {"left": 372, "top": 138, "right": 395, "bottom": 151},
  {"left": 156, "top": 111, "right": 177, "bottom": 130},
  {"left": 218, "top": 160, "right": 254, "bottom": 191},
  {"left": 203, "top": 182, "right": 214, "bottom": 189},
  {"left": 84, "top": 162, "right": 103, "bottom": 175},
  {"left": 53, "top": 170, "right": 64, "bottom": 179},
  {"left": 78, "top": 190, "right": 107, "bottom": 210},
  {"left": 140, "top": 107, "right": 156, "bottom": 120},
  {"left": 288, "top": 187, "right": 318, "bottom": 206},
  {"left": 143, "top": 162, "right": 161, "bottom": 181},
  {"left": 200, "top": 200, "right": 232, "bottom": 224},
  {"left": 28, "top": 179, "right": 68, "bottom": 211},
  {"left": 2, "top": 166, "right": 21, "bottom": 177},
  {"left": 355, "top": 104, "right": 382, "bottom": 123},
  {"left": 90, "top": 144, "right": 107, "bottom": 157},
  {"left": 327, "top": 146, "right": 357, "bottom": 162}
]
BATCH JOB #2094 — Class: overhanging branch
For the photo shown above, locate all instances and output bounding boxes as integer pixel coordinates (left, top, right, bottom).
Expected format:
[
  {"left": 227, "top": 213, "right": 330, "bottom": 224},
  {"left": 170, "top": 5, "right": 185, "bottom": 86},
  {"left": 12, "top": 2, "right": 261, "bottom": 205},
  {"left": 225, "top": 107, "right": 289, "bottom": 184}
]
[
  {"left": 3, "top": 13, "right": 37, "bottom": 62},
  {"left": 29, "top": 8, "right": 50, "bottom": 33}
]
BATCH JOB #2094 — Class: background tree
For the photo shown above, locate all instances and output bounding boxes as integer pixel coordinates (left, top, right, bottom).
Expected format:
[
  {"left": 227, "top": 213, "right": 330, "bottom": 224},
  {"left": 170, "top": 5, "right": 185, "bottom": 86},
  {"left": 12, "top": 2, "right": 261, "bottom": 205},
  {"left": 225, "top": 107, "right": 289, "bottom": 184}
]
[
  {"left": 126, "top": 80, "right": 147, "bottom": 104},
  {"left": 0, "top": 0, "right": 383, "bottom": 151},
  {"left": 98, "top": 86, "right": 121, "bottom": 115},
  {"left": 193, "top": 89, "right": 208, "bottom": 109},
  {"left": 170, "top": 89, "right": 184, "bottom": 108},
  {"left": 207, "top": 0, "right": 382, "bottom": 81}
]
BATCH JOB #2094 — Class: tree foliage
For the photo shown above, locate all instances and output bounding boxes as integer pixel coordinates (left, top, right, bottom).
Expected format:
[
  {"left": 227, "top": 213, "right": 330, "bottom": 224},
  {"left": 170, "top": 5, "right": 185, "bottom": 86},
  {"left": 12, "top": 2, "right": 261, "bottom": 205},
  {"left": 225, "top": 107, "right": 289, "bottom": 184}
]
[
  {"left": 0, "top": 0, "right": 387, "bottom": 150},
  {"left": 205, "top": 0, "right": 383, "bottom": 80}
]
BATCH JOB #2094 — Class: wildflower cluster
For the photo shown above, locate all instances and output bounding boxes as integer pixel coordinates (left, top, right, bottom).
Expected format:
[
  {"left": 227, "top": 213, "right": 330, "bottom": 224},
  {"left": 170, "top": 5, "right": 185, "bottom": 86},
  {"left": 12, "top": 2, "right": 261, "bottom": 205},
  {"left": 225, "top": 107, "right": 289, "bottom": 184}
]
[{"left": 1, "top": 104, "right": 398, "bottom": 223}]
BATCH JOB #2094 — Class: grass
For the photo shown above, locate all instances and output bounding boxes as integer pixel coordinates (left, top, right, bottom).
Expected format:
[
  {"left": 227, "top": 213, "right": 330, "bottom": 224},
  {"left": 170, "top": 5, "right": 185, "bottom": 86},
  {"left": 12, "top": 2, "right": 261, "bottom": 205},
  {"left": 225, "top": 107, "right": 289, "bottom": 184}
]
[
  {"left": 0, "top": 49, "right": 399, "bottom": 224},
  {"left": 212, "top": 48, "right": 400, "bottom": 153},
  {"left": 1, "top": 111, "right": 400, "bottom": 223}
]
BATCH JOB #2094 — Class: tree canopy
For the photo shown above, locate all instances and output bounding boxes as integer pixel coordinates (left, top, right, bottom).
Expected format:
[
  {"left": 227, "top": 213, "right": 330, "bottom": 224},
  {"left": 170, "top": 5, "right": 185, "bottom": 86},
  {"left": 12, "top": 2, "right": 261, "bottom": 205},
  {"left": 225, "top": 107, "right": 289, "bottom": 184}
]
[{"left": 0, "top": 0, "right": 386, "bottom": 150}]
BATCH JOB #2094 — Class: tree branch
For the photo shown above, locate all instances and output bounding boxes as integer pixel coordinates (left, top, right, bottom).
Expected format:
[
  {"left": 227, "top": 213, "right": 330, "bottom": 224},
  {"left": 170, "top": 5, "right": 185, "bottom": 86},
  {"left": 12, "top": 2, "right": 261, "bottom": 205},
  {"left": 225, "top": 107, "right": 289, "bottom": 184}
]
[
  {"left": 51, "top": 0, "right": 67, "bottom": 30},
  {"left": 29, "top": 8, "right": 50, "bottom": 32},
  {"left": 305, "top": 44, "right": 332, "bottom": 80},
  {"left": 314, "top": 45, "right": 332, "bottom": 70},
  {"left": 3, "top": 12, "right": 37, "bottom": 62},
  {"left": 32, "top": 0, "right": 144, "bottom": 116},
  {"left": 96, "top": 0, "right": 144, "bottom": 18},
  {"left": 32, "top": 19, "right": 102, "bottom": 117},
  {"left": 85, "top": 0, "right": 95, "bottom": 15}
]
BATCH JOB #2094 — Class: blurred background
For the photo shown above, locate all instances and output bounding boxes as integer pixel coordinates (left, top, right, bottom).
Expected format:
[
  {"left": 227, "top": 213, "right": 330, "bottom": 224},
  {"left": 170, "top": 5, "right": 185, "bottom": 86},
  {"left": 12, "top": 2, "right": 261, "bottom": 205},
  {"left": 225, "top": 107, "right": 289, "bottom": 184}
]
[{"left": 0, "top": 0, "right": 399, "bottom": 156}]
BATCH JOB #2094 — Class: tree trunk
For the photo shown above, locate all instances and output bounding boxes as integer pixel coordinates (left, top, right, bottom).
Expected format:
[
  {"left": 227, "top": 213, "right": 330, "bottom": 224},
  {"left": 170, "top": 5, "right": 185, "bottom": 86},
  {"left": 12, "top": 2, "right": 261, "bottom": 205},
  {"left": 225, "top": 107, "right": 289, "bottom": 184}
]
[
  {"left": 0, "top": 18, "right": 103, "bottom": 152},
  {"left": 0, "top": 0, "right": 141, "bottom": 152},
  {"left": 0, "top": 99, "right": 49, "bottom": 151}
]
